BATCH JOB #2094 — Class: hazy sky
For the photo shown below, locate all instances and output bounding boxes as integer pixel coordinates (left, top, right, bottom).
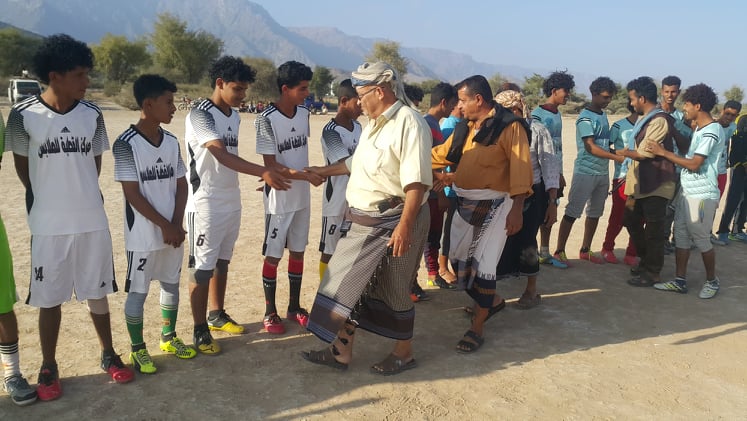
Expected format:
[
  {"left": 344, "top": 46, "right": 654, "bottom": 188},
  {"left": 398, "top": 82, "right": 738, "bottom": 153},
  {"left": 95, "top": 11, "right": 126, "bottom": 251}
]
[{"left": 256, "top": 0, "right": 744, "bottom": 95}]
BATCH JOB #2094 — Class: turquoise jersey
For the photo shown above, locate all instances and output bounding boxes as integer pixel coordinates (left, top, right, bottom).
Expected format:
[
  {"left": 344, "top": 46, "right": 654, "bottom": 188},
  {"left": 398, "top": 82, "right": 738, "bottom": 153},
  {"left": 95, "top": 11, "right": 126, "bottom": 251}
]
[
  {"left": 717, "top": 122, "right": 736, "bottom": 174},
  {"left": 531, "top": 106, "right": 563, "bottom": 173},
  {"left": 574, "top": 108, "right": 611, "bottom": 176},
  {"left": 610, "top": 116, "right": 635, "bottom": 179},
  {"left": 681, "top": 122, "right": 724, "bottom": 200}
]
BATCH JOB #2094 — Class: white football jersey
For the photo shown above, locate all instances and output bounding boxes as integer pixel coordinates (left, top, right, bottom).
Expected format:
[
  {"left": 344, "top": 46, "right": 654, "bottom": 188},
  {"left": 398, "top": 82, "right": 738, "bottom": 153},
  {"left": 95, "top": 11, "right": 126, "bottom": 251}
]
[
  {"left": 5, "top": 96, "right": 109, "bottom": 235},
  {"left": 320, "top": 118, "right": 361, "bottom": 216},
  {"left": 113, "top": 125, "right": 187, "bottom": 251},
  {"left": 185, "top": 99, "right": 241, "bottom": 213},
  {"left": 255, "top": 104, "right": 311, "bottom": 214}
]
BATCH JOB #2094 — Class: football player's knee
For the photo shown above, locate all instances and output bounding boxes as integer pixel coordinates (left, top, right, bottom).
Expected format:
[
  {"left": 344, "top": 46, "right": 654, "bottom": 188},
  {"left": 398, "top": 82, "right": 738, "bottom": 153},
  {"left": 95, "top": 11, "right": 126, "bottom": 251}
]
[
  {"left": 191, "top": 269, "right": 213, "bottom": 285},
  {"left": 215, "top": 259, "right": 229, "bottom": 274},
  {"left": 87, "top": 297, "right": 110, "bottom": 315}
]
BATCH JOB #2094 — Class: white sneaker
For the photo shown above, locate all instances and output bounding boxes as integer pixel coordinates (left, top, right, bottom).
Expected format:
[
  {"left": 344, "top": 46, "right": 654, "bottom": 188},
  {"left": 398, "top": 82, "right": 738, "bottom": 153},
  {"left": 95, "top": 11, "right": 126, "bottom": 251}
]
[{"left": 699, "top": 278, "right": 720, "bottom": 299}]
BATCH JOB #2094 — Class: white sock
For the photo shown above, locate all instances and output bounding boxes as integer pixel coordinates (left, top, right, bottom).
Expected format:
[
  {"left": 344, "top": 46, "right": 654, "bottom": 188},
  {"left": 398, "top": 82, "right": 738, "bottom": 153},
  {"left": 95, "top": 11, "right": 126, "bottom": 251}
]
[{"left": 0, "top": 341, "right": 21, "bottom": 380}]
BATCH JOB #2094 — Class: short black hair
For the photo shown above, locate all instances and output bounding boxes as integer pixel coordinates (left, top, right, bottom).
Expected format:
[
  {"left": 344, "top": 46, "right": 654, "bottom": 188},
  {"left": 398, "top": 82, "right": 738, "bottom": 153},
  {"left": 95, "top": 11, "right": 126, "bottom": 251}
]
[
  {"left": 208, "top": 56, "right": 256, "bottom": 88},
  {"left": 682, "top": 83, "right": 718, "bottom": 113},
  {"left": 542, "top": 71, "right": 575, "bottom": 97},
  {"left": 590, "top": 76, "right": 617, "bottom": 95},
  {"left": 336, "top": 78, "right": 357, "bottom": 100},
  {"left": 456, "top": 75, "right": 493, "bottom": 104},
  {"left": 724, "top": 100, "right": 742, "bottom": 113},
  {"left": 277, "top": 61, "right": 313, "bottom": 92},
  {"left": 429, "top": 82, "right": 456, "bottom": 107},
  {"left": 626, "top": 76, "right": 658, "bottom": 103},
  {"left": 404, "top": 84, "right": 424, "bottom": 103},
  {"left": 133, "top": 74, "right": 177, "bottom": 108},
  {"left": 33, "top": 34, "right": 94, "bottom": 84},
  {"left": 661, "top": 75, "right": 681, "bottom": 88},
  {"left": 497, "top": 82, "right": 522, "bottom": 94}
]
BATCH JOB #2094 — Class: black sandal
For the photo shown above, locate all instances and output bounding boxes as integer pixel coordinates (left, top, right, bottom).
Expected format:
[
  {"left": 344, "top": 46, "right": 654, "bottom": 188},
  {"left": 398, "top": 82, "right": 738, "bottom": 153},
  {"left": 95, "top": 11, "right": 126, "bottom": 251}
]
[
  {"left": 301, "top": 346, "right": 348, "bottom": 371},
  {"left": 370, "top": 353, "right": 417, "bottom": 376},
  {"left": 456, "top": 330, "right": 484, "bottom": 353}
]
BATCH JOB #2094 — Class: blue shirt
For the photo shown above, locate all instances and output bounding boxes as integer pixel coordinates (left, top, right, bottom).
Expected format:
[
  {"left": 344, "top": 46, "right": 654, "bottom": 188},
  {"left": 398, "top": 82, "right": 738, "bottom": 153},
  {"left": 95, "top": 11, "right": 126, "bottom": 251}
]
[
  {"left": 574, "top": 108, "right": 611, "bottom": 176},
  {"left": 680, "top": 122, "right": 724, "bottom": 200},
  {"left": 610, "top": 116, "right": 636, "bottom": 179},
  {"left": 531, "top": 106, "right": 563, "bottom": 173},
  {"left": 439, "top": 115, "right": 462, "bottom": 140}
]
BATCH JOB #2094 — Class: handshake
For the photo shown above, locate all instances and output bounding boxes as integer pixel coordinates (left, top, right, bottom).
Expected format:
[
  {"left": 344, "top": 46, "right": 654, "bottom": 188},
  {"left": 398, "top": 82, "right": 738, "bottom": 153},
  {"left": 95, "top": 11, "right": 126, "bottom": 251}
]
[{"left": 258, "top": 165, "right": 328, "bottom": 191}]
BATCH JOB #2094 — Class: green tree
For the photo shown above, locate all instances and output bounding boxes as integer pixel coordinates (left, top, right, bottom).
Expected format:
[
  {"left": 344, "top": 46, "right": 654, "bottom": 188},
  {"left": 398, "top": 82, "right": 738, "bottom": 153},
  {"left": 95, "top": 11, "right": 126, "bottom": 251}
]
[
  {"left": 522, "top": 73, "right": 546, "bottom": 110},
  {"left": 0, "top": 28, "right": 42, "bottom": 76},
  {"left": 91, "top": 34, "right": 150, "bottom": 85},
  {"left": 309, "top": 65, "right": 334, "bottom": 98},
  {"left": 488, "top": 73, "right": 509, "bottom": 94},
  {"left": 724, "top": 85, "right": 744, "bottom": 103},
  {"left": 243, "top": 56, "right": 278, "bottom": 101},
  {"left": 417, "top": 79, "right": 441, "bottom": 94},
  {"left": 150, "top": 13, "right": 223, "bottom": 83},
  {"left": 366, "top": 41, "right": 408, "bottom": 78}
]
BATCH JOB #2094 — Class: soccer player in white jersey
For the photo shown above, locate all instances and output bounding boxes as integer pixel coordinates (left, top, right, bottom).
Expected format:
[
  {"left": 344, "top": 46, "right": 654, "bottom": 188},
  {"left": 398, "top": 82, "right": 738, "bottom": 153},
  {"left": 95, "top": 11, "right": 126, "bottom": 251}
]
[
  {"left": 5, "top": 34, "right": 134, "bottom": 401},
  {"left": 531, "top": 71, "right": 575, "bottom": 269},
  {"left": 646, "top": 84, "right": 724, "bottom": 299},
  {"left": 318, "top": 79, "right": 362, "bottom": 280},
  {"left": 113, "top": 75, "right": 197, "bottom": 374},
  {"left": 255, "top": 61, "right": 324, "bottom": 334},
  {"left": 186, "top": 56, "right": 290, "bottom": 355}
]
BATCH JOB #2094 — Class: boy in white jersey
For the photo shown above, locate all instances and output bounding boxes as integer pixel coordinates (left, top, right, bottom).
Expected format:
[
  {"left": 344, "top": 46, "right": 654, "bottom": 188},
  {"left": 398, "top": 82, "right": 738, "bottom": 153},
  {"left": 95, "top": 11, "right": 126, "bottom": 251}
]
[
  {"left": 554, "top": 77, "right": 625, "bottom": 265},
  {"left": 6, "top": 34, "right": 134, "bottom": 401},
  {"left": 318, "top": 79, "right": 362, "bottom": 280},
  {"left": 256, "top": 61, "right": 324, "bottom": 334},
  {"left": 647, "top": 84, "right": 724, "bottom": 299},
  {"left": 532, "top": 71, "right": 575, "bottom": 269},
  {"left": 113, "top": 75, "right": 196, "bottom": 374},
  {"left": 1, "top": 111, "right": 38, "bottom": 406},
  {"left": 186, "top": 56, "right": 290, "bottom": 355}
]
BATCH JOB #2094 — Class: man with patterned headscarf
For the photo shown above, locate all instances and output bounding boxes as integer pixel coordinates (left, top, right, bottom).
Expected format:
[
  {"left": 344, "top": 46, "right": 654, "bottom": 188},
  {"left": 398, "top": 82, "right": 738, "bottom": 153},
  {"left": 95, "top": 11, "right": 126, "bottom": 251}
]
[
  {"left": 432, "top": 76, "right": 532, "bottom": 353},
  {"left": 301, "top": 62, "right": 432, "bottom": 375}
]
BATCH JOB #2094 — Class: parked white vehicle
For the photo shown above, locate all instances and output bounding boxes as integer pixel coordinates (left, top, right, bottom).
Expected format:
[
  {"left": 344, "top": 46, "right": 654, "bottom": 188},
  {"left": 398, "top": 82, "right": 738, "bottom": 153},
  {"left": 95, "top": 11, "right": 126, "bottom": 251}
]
[{"left": 8, "top": 78, "right": 42, "bottom": 104}]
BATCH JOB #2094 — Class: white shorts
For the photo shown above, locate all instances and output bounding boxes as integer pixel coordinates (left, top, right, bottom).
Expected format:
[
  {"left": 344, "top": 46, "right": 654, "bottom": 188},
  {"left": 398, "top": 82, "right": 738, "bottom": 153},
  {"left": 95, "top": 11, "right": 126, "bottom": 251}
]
[
  {"left": 28, "top": 230, "right": 116, "bottom": 308},
  {"left": 674, "top": 193, "right": 717, "bottom": 252},
  {"left": 125, "top": 246, "right": 184, "bottom": 294},
  {"left": 319, "top": 215, "right": 345, "bottom": 255},
  {"left": 187, "top": 210, "right": 241, "bottom": 271},
  {"left": 263, "top": 208, "right": 310, "bottom": 258},
  {"left": 565, "top": 173, "right": 609, "bottom": 219}
]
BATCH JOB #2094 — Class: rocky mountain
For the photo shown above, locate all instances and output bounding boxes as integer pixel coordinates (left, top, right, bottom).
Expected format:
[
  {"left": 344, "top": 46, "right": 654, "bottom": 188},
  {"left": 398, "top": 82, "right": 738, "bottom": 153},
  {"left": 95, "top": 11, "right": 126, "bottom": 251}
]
[{"left": 0, "top": 0, "right": 544, "bottom": 83}]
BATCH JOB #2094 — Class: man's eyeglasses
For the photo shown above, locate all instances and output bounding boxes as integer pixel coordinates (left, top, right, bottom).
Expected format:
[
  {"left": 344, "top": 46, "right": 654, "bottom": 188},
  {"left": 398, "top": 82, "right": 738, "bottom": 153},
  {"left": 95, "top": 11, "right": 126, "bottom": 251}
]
[{"left": 357, "top": 86, "right": 379, "bottom": 100}]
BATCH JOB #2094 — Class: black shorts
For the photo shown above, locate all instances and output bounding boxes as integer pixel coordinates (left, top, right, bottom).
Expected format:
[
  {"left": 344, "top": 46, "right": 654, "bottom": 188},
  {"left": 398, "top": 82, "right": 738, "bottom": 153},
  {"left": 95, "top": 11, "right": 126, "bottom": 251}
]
[{"left": 496, "top": 183, "right": 546, "bottom": 278}]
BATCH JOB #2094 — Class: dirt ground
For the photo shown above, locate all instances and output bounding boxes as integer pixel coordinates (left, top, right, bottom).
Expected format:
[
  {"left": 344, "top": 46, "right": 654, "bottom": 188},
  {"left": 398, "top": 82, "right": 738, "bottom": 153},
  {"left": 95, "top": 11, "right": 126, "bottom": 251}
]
[{"left": 1, "top": 101, "right": 746, "bottom": 420}]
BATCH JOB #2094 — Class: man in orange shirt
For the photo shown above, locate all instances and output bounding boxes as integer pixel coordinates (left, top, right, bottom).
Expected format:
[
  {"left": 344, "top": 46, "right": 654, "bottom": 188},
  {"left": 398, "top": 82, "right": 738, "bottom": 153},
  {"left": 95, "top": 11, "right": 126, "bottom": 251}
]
[{"left": 432, "top": 75, "right": 532, "bottom": 353}]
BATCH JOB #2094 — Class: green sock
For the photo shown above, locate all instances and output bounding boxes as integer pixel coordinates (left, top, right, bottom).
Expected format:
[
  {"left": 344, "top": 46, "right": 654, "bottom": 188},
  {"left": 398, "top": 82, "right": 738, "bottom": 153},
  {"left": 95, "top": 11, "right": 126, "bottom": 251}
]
[
  {"left": 125, "top": 314, "right": 144, "bottom": 347},
  {"left": 161, "top": 304, "right": 178, "bottom": 338}
]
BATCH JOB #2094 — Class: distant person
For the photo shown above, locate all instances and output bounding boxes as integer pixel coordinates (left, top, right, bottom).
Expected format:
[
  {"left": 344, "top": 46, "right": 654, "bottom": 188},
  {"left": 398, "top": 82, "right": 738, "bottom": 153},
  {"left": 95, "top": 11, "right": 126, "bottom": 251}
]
[
  {"left": 532, "top": 71, "right": 575, "bottom": 268},
  {"left": 185, "top": 56, "right": 289, "bottom": 355},
  {"left": 553, "top": 77, "right": 624, "bottom": 265},
  {"left": 404, "top": 83, "right": 424, "bottom": 108},
  {"left": 646, "top": 83, "right": 724, "bottom": 299},
  {"left": 113, "top": 75, "right": 196, "bottom": 374},
  {"left": 318, "top": 79, "right": 362, "bottom": 280},
  {"left": 422, "top": 82, "right": 458, "bottom": 290},
  {"left": 6, "top": 34, "right": 134, "bottom": 401},
  {"left": 438, "top": 105, "right": 463, "bottom": 285},
  {"left": 717, "top": 110, "right": 747, "bottom": 243},
  {"left": 619, "top": 76, "right": 676, "bottom": 288},
  {"left": 660, "top": 75, "right": 692, "bottom": 254},
  {"left": 601, "top": 105, "right": 639, "bottom": 265},
  {"left": 713, "top": 101, "right": 741, "bottom": 244},
  {"left": 255, "top": 61, "right": 324, "bottom": 334},
  {"left": 0, "top": 110, "right": 38, "bottom": 406}
]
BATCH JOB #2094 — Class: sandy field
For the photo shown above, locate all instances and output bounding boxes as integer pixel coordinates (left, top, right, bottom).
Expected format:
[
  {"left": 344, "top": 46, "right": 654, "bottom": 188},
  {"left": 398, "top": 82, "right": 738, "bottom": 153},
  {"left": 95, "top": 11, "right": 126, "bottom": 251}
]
[{"left": 1, "top": 100, "right": 746, "bottom": 420}]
